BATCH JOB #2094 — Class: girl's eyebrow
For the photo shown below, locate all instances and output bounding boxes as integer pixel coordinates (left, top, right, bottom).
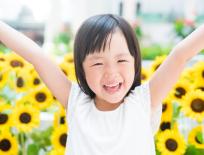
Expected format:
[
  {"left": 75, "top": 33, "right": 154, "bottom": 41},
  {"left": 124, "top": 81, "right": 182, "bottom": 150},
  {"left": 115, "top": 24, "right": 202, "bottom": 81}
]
[
  {"left": 87, "top": 55, "right": 103, "bottom": 61},
  {"left": 87, "top": 53, "right": 130, "bottom": 61},
  {"left": 116, "top": 53, "right": 130, "bottom": 58}
]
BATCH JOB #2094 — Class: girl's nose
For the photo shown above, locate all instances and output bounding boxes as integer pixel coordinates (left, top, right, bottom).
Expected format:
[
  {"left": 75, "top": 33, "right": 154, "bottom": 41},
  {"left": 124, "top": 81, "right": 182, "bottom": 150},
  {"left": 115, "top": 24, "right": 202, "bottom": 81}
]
[{"left": 104, "top": 64, "right": 119, "bottom": 80}]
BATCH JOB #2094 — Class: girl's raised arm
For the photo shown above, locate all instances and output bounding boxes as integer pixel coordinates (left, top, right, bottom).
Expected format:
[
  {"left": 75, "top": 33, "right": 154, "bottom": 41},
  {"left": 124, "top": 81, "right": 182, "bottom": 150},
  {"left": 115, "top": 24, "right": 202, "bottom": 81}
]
[
  {"left": 0, "top": 21, "right": 71, "bottom": 108},
  {"left": 149, "top": 24, "right": 204, "bottom": 111}
]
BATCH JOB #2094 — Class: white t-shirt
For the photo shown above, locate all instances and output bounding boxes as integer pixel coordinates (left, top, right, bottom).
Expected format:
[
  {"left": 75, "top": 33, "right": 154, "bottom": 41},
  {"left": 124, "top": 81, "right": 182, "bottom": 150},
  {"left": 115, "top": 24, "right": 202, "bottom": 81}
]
[{"left": 65, "top": 82, "right": 162, "bottom": 155}]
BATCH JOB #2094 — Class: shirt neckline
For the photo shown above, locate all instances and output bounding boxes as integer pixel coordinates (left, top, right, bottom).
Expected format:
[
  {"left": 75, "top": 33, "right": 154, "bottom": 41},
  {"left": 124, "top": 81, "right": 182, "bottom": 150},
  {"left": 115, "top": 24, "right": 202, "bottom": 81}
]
[{"left": 91, "top": 99, "right": 123, "bottom": 115}]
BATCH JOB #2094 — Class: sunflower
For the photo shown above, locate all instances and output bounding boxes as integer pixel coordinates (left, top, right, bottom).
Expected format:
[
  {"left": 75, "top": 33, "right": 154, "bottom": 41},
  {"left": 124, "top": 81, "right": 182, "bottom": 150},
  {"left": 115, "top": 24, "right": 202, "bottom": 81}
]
[
  {"left": 150, "top": 55, "right": 167, "bottom": 74},
  {"left": 169, "top": 79, "right": 192, "bottom": 104},
  {"left": 29, "top": 85, "right": 54, "bottom": 110},
  {"left": 193, "top": 61, "right": 204, "bottom": 83},
  {"left": 141, "top": 67, "right": 150, "bottom": 83},
  {"left": 59, "top": 62, "right": 76, "bottom": 81},
  {"left": 181, "top": 90, "right": 204, "bottom": 122},
  {"left": 53, "top": 106, "right": 67, "bottom": 128},
  {"left": 161, "top": 97, "right": 173, "bottom": 122},
  {"left": 0, "top": 53, "right": 8, "bottom": 72},
  {"left": 63, "top": 52, "right": 74, "bottom": 64},
  {"left": 66, "top": 63, "right": 76, "bottom": 81},
  {"left": 0, "top": 69, "right": 10, "bottom": 89},
  {"left": 188, "top": 125, "right": 204, "bottom": 149},
  {"left": 51, "top": 125, "right": 67, "bottom": 152},
  {"left": 180, "top": 67, "right": 195, "bottom": 83},
  {"left": 59, "top": 62, "right": 69, "bottom": 77},
  {"left": 12, "top": 70, "right": 31, "bottom": 93},
  {"left": 12, "top": 105, "right": 40, "bottom": 132},
  {"left": 15, "top": 95, "right": 34, "bottom": 107},
  {"left": 192, "top": 80, "right": 204, "bottom": 92},
  {"left": 0, "top": 53, "right": 7, "bottom": 64},
  {"left": 0, "top": 104, "right": 13, "bottom": 131},
  {"left": 0, "top": 132, "right": 18, "bottom": 155},
  {"left": 156, "top": 129, "right": 186, "bottom": 155},
  {"left": 29, "top": 70, "right": 42, "bottom": 88},
  {"left": 159, "top": 121, "right": 172, "bottom": 131},
  {"left": 48, "top": 149, "right": 65, "bottom": 155},
  {"left": 6, "top": 52, "right": 29, "bottom": 72}
]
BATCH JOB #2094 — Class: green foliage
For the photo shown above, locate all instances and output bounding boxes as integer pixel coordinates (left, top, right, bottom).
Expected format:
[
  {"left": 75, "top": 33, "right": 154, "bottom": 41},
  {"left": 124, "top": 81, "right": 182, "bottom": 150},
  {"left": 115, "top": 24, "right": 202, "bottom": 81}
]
[
  {"left": 174, "top": 20, "right": 195, "bottom": 39},
  {"left": 27, "top": 144, "right": 40, "bottom": 155},
  {"left": 197, "top": 132, "right": 204, "bottom": 144},
  {"left": 0, "top": 44, "right": 11, "bottom": 53},
  {"left": 141, "top": 44, "right": 171, "bottom": 60},
  {"left": 185, "top": 145, "right": 204, "bottom": 155},
  {"left": 135, "top": 26, "right": 143, "bottom": 39},
  {"left": 171, "top": 102, "right": 182, "bottom": 128},
  {"left": 30, "top": 126, "right": 53, "bottom": 150},
  {"left": 53, "top": 32, "right": 71, "bottom": 45}
]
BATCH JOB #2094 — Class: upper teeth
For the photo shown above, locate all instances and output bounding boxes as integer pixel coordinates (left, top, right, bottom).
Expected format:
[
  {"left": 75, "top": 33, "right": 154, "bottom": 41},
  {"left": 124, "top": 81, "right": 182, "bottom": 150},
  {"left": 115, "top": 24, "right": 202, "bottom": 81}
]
[{"left": 105, "top": 83, "right": 120, "bottom": 87}]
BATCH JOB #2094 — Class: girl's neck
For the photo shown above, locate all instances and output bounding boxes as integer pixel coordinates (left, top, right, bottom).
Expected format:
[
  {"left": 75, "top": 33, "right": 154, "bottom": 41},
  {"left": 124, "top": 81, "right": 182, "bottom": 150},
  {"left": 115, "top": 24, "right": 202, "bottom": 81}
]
[{"left": 94, "top": 97, "right": 123, "bottom": 111}]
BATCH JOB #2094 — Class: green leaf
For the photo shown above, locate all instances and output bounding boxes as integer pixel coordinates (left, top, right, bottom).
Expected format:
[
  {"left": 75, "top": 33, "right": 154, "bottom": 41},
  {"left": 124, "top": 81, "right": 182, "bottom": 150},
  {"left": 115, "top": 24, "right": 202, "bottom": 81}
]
[
  {"left": 30, "top": 127, "right": 53, "bottom": 148},
  {"left": 185, "top": 145, "right": 197, "bottom": 155},
  {"left": 155, "top": 149, "right": 161, "bottom": 155},
  {"left": 196, "top": 132, "right": 204, "bottom": 144},
  {"left": 185, "top": 145, "right": 204, "bottom": 155},
  {"left": 27, "top": 144, "right": 39, "bottom": 155},
  {"left": 172, "top": 102, "right": 181, "bottom": 119}
]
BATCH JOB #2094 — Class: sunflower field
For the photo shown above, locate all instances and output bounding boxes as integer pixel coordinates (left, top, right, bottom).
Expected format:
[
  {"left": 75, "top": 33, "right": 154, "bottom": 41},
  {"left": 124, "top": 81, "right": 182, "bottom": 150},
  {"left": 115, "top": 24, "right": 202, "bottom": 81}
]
[
  {"left": 142, "top": 55, "right": 204, "bottom": 155},
  {"left": 0, "top": 49, "right": 203, "bottom": 155},
  {"left": 0, "top": 51, "right": 75, "bottom": 155}
]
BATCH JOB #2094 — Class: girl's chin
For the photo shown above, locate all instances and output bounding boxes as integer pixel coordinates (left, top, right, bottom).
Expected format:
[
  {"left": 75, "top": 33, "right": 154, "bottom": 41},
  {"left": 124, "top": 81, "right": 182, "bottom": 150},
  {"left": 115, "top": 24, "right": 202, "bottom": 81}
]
[{"left": 104, "top": 96, "right": 124, "bottom": 105}]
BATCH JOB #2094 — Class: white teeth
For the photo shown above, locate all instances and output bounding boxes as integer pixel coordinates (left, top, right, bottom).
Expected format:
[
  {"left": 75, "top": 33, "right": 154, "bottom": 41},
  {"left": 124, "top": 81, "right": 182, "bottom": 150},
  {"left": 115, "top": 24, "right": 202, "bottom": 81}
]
[{"left": 104, "top": 83, "right": 120, "bottom": 87}]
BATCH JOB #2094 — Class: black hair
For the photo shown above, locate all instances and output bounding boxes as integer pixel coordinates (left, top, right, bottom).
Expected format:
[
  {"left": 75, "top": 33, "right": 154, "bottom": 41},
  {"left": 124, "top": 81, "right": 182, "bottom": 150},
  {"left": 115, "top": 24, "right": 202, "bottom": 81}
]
[{"left": 74, "top": 14, "right": 141, "bottom": 98}]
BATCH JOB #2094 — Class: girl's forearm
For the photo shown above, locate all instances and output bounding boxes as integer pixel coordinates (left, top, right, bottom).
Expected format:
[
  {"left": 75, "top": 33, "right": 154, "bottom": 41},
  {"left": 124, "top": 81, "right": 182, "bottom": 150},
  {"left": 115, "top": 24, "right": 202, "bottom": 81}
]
[
  {"left": 0, "top": 21, "right": 45, "bottom": 65},
  {"left": 172, "top": 24, "right": 204, "bottom": 62}
]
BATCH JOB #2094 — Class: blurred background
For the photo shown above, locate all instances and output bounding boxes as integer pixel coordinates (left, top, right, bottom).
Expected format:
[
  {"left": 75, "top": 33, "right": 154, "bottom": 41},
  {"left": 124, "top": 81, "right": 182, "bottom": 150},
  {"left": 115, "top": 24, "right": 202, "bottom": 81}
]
[{"left": 0, "top": 0, "right": 204, "bottom": 155}]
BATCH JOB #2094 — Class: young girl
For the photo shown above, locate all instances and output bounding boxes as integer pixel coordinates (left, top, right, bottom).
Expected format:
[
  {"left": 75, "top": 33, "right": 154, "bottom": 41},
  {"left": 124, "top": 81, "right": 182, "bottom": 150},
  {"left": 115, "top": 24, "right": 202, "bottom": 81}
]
[{"left": 0, "top": 14, "right": 204, "bottom": 155}]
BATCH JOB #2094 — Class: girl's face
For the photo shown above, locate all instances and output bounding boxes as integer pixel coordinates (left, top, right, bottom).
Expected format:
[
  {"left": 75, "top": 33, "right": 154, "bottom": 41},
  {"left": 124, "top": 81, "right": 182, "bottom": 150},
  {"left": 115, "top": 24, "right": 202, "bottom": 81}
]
[{"left": 83, "top": 30, "right": 135, "bottom": 109}]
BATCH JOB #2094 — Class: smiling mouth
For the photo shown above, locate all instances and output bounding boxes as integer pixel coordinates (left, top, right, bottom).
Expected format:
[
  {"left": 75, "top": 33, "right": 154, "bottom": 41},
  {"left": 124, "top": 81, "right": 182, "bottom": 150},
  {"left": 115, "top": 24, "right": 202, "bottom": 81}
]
[{"left": 103, "top": 82, "right": 122, "bottom": 94}]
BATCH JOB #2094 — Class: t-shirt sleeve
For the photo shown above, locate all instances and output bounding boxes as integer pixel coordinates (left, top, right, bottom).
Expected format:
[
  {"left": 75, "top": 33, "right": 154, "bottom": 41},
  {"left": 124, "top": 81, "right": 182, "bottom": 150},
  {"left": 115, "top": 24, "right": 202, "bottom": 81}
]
[{"left": 134, "top": 82, "right": 162, "bottom": 135}]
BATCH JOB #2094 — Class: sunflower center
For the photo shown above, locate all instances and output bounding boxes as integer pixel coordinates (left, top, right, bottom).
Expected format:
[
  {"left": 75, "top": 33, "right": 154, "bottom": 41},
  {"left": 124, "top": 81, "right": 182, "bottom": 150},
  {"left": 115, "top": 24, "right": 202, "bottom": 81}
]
[
  {"left": 67, "top": 59, "right": 73, "bottom": 63},
  {"left": 35, "top": 93, "right": 46, "bottom": 102},
  {"left": 0, "top": 139, "right": 11, "bottom": 151},
  {"left": 59, "top": 133, "right": 67, "bottom": 147},
  {"left": 202, "top": 70, "right": 204, "bottom": 78},
  {"left": 20, "top": 112, "right": 31, "bottom": 123},
  {"left": 154, "top": 64, "right": 160, "bottom": 71},
  {"left": 62, "top": 69, "right": 67, "bottom": 76},
  {"left": 0, "top": 113, "right": 8, "bottom": 124},
  {"left": 162, "top": 103, "right": 167, "bottom": 112},
  {"left": 195, "top": 136, "right": 202, "bottom": 144},
  {"left": 160, "top": 122, "right": 171, "bottom": 131},
  {"left": 175, "top": 87, "right": 186, "bottom": 98},
  {"left": 33, "top": 78, "right": 40, "bottom": 85},
  {"left": 141, "top": 74, "right": 146, "bottom": 80},
  {"left": 0, "top": 74, "right": 2, "bottom": 81},
  {"left": 10, "top": 60, "right": 24, "bottom": 67},
  {"left": 60, "top": 116, "right": 65, "bottom": 124},
  {"left": 0, "top": 58, "right": 5, "bottom": 61},
  {"left": 191, "top": 99, "right": 204, "bottom": 113},
  {"left": 197, "top": 87, "right": 204, "bottom": 91},
  {"left": 17, "top": 77, "right": 24, "bottom": 87},
  {"left": 165, "top": 139, "right": 178, "bottom": 152}
]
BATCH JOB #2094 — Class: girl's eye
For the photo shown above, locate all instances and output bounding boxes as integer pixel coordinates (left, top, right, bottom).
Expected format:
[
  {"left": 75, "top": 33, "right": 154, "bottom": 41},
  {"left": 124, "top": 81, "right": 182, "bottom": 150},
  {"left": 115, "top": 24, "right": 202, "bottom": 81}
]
[
  {"left": 92, "top": 63, "right": 103, "bottom": 66},
  {"left": 118, "top": 60, "right": 128, "bottom": 63}
]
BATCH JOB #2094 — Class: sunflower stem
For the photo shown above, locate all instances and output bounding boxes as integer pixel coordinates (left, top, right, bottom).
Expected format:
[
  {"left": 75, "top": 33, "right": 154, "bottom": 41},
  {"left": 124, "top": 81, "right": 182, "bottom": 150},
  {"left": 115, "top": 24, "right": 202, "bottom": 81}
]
[{"left": 20, "top": 132, "right": 26, "bottom": 155}]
